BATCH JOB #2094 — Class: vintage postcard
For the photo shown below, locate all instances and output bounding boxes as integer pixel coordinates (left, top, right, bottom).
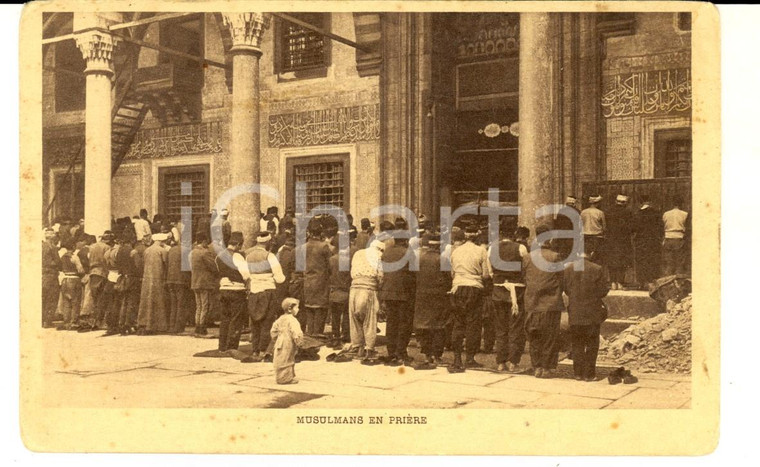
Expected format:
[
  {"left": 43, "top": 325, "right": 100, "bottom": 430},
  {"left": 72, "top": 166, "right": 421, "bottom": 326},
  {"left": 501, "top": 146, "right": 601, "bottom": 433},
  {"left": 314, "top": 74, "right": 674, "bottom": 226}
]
[{"left": 18, "top": 0, "right": 720, "bottom": 455}]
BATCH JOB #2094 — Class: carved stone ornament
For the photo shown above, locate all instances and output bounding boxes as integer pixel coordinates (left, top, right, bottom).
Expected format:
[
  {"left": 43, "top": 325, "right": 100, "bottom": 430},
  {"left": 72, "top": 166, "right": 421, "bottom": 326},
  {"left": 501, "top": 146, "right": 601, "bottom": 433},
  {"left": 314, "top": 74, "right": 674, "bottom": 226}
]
[
  {"left": 222, "top": 13, "right": 271, "bottom": 53},
  {"left": 75, "top": 31, "right": 120, "bottom": 75}
]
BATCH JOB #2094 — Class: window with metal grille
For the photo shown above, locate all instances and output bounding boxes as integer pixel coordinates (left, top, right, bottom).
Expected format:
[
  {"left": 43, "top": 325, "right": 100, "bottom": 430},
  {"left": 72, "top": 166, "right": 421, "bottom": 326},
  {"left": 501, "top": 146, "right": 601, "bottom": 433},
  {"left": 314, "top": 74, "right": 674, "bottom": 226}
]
[
  {"left": 158, "top": 165, "right": 209, "bottom": 222},
  {"left": 280, "top": 13, "right": 327, "bottom": 72},
  {"left": 286, "top": 154, "right": 350, "bottom": 213},
  {"left": 655, "top": 129, "right": 691, "bottom": 178},
  {"left": 663, "top": 138, "right": 691, "bottom": 178}
]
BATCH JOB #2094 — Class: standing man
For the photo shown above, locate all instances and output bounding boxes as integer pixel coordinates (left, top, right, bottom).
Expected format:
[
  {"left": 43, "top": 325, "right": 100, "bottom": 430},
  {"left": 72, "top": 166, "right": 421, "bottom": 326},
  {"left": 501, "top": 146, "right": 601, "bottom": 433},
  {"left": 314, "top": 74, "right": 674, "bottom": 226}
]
[
  {"left": 413, "top": 232, "right": 451, "bottom": 369},
  {"left": 133, "top": 209, "right": 152, "bottom": 242},
  {"left": 349, "top": 239, "right": 385, "bottom": 362},
  {"left": 56, "top": 238, "right": 82, "bottom": 331},
  {"left": 488, "top": 219, "right": 529, "bottom": 373},
  {"left": 220, "top": 208, "right": 232, "bottom": 247},
  {"left": 88, "top": 230, "right": 114, "bottom": 331},
  {"left": 564, "top": 244, "right": 610, "bottom": 381},
  {"left": 523, "top": 224, "right": 565, "bottom": 379},
  {"left": 379, "top": 220, "right": 417, "bottom": 366},
  {"left": 190, "top": 233, "right": 219, "bottom": 336},
  {"left": 633, "top": 195, "right": 662, "bottom": 288},
  {"left": 114, "top": 233, "right": 139, "bottom": 335},
  {"left": 448, "top": 224, "right": 489, "bottom": 372},
  {"left": 136, "top": 233, "right": 169, "bottom": 335},
  {"left": 298, "top": 224, "right": 331, "bottom": 336},
  {"left": 554, "top": 196, "right": 580, "bottom": 261},
  {"left": 355, "top": 218, "right": 374, "bottom": 250},
  {"left": 606, "top": 194, "right": 633, "bottom": 290},
  {"left": 328, "top": 234, "right": 355, "bottom": 349},
  {"left": 244, "top": 232, "right": 286, "bottom": 362},
  {"left": 41, "top": 228, "right": 61, "bottom": 328},
  {"left": 216, "top": 231, "right": 250, "bottom": 353},
  {"left": 662, "top": 196, "right": 690, "bottom": 276},
  {"left": 580, "top": 195, "right": 606, "bottom": 261},
  {"left": 166, "top": 236, "right": 190, "bottom": 334},
  {"left": 102, "top": 234, "right": 122, "bottom": 336}
]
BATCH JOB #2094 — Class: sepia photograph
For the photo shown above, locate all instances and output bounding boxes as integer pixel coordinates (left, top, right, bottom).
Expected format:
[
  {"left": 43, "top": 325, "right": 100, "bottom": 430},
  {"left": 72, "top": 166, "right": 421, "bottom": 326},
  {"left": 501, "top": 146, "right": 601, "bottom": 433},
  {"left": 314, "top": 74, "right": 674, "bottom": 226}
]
[{"left": 18, "top": 0, "right": 721, "bottom": 455}]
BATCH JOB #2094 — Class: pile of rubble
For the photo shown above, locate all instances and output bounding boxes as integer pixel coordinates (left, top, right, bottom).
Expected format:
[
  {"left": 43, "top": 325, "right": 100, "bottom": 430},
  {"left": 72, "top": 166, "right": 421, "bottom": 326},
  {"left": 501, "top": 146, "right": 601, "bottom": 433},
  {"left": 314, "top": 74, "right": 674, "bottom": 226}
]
[{"left": 601, "top": 294, "right": 692, "bottom": 374}]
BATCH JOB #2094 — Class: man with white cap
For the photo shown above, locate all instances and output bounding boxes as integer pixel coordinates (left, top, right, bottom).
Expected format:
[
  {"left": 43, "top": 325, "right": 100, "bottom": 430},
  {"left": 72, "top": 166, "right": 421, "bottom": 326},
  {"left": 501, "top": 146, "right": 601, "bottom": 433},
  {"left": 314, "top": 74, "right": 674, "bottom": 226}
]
[
  {"left": 220, "top": 208, "right": 232, "bottom": 247},
  {"left": 606, "top": 194, "right": 633, "bottom": 290},
  {"left": 349, "top": 239, "right": 385, "bottom": 362},
  {"left": 136, "top": 233, "right": 169, "bottom": 334},
  {"left": 448, "top": 224, "right": 489, "bottom": 372},
  {"left": 244, "top": 231, "right": 286, "bottom": 362},
  {"left": 580, "top": 194, "right": 606, "bottom": 260}
]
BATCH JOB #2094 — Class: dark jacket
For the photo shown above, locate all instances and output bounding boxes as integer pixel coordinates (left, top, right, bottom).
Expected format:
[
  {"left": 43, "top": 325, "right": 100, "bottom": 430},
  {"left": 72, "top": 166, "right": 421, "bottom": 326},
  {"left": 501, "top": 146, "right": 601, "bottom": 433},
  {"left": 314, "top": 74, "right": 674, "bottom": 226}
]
[
  {"left": 329, "top": 247, "right": 356, "bottom": 303},
  {"left": 563, "top": 257, "right": 610, "bottom": 326},
  {"left": 167, "top": 244, "right": 190, "bottom": 285},
  {"left": 490, "top": 240, "right": 525, "bottom": 302},
  {"left": 523, "top": 247, "right": 564, "bottom": 313},
  {"left": 378, "top": 243, "right": 416, "bottom": 302},
  {"left": 298, "top": 238, "right": 331, "bottom": 307},
  {"left": 190, "top": 244, "right": 218, "bottom": 290},
  {"left": 42, "top": 240, "right": 61, "bottom": 276}
]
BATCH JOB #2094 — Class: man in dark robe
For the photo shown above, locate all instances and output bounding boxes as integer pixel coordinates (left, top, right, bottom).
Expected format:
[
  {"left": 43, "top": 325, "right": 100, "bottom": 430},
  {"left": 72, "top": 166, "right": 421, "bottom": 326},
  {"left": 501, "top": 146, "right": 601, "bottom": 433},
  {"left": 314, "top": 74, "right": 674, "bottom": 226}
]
[
  {"left": 379, "top": 220, "right": 417, "bottom": 365},
  {"left": 606, "top": 194, "right": 634, "bottom": 290},
  {"left": 633, "top": 195, "right": 662, "bottom": 288}
]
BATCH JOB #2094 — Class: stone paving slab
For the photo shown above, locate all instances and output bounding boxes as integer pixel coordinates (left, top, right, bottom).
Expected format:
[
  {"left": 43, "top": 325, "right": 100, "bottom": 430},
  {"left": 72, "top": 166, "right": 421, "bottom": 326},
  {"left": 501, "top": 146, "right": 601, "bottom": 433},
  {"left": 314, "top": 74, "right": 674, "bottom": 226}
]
[
  {"left": 39, "top": 329, "right": 693, "bottom": 410},
  {"left": 488, "top": 375, "right": 637, "bottom": 400},
  {"left": 394, "top": 380, "right": 543, "bottom": 406},
  {"left": 427, "top": 368, "right": 514, "bottom": 387},
  {"left": 531, "top": 393, "right": 613, "bottom": 409},
  {"left": 604, "top": 386, "right": 691, "bottom": 409}
]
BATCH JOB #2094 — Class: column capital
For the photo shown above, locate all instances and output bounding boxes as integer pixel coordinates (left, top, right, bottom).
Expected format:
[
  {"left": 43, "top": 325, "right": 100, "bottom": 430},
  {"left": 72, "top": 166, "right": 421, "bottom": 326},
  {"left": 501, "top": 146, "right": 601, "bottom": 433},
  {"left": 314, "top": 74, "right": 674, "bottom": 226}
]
[
  {"left": 222, "top": 13, "right": 271, "bottom": 54},
  {"left": 75, "top": 30, "right": 120, "bottom": 76}
]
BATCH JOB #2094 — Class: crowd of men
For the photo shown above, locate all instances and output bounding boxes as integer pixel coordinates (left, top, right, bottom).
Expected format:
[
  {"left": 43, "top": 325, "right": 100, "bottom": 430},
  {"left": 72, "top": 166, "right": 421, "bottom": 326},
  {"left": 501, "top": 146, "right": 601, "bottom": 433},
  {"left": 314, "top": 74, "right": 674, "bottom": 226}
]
[{"left": 40, "top": 193, "right": 689, "bottom": 380}]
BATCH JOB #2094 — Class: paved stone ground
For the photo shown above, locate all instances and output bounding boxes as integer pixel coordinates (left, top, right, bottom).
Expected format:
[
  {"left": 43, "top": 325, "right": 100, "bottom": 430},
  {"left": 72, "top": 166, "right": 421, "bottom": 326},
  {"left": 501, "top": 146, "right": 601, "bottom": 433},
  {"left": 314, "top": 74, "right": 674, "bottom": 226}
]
[{"left": 42, "top": 326, "right": 691, "bottom": 410}]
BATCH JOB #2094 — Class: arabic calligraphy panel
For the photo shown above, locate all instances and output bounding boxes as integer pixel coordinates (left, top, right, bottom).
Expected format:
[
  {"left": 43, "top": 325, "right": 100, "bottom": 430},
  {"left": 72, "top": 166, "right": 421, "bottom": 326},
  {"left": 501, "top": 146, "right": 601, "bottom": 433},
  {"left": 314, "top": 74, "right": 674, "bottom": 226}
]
[
  {"left": 601, "top": 68, "right": 691, "bottom": 118},
  {"left": 268, "top": 104, "right": 381, "bottom": 148},
  {"left": 124, "top": 121, "right": 225, "bottom": 160}
]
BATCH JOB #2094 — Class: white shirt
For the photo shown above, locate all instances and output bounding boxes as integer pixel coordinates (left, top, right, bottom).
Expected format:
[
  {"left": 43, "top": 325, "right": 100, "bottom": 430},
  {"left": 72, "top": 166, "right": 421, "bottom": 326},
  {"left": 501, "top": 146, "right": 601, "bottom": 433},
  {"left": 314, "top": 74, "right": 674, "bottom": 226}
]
[
  {"left": 247, "top": 247, "right": 286, "bottom": 294},
  {"left": 663, "top": 208, "right": 689, "bottom": 239},
  {"left": 219, "top": 250, "right": 251, "bottom": 291},
  {"left": 133, "top": 218, "right": 152, "bottom": 240}
]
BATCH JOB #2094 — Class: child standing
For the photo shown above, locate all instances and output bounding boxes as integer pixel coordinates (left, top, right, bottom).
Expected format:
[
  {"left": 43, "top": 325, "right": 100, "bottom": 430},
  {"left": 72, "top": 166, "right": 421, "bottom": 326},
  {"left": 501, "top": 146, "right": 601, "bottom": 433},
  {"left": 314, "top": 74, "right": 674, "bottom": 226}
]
[
  {"left": 271, "top": 298, "right": 304, "bottom": 384},
  {"left": 563, "top": 248, "right": 610, "bottom": 381}
]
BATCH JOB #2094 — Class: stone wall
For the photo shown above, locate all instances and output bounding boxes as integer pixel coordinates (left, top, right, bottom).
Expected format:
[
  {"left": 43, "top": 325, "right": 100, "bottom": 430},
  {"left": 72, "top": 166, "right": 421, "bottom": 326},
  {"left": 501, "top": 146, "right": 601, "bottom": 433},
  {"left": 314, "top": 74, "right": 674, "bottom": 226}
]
[
  {"left": 602, "top": 13, "right": 692, "bottom": 180},
  {"left": 258, "top": 12, "right": 381, "bottom": 219},
  {"left": 45, "top": 13, "right": 379, "bottom": 224}
]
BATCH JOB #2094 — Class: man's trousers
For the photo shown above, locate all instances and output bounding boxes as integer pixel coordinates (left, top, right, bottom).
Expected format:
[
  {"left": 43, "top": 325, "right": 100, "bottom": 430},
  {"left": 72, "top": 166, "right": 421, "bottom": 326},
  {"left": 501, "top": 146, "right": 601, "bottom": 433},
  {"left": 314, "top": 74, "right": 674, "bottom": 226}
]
[
  {"left": 570, "top": 324, "right": 601, "bottom": 379},
  {"left": 526, "top": 310, "right": 561, "bottom": 370},
  {"left": 219, "top": 290, "right": 247, "bottom": 351},
  {"left": 449, "top": 286, "right": 483, "bottom": 358},
  {"left": 348, "top": 287, "right": 379, "bottom": 351},
  {"left": 383, "top": 299, "right": 414, "bottom": 359}
]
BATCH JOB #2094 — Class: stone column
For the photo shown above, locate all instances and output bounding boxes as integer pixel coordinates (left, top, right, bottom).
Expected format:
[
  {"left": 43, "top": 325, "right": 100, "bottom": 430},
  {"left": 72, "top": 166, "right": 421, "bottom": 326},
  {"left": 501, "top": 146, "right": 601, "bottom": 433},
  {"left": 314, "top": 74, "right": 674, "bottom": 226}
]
[
  {"left": 518, "top": 13, "right": 559, "bottom": 232},
  {"left": 75, "top": 30, "right": 120, "bottom": 237},
  {"left": 222, "top": 13, "right": 270, "bottom": 247}
]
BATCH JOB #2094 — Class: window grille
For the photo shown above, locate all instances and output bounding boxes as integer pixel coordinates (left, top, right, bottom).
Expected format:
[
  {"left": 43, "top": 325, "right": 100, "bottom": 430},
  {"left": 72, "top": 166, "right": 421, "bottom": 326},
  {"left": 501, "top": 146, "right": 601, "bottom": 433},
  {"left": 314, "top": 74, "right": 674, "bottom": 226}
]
[
  {"left": 281, "top": 14, "right": 327, "bottom": 72},
  {"left": 293, "top": 161, "right": 345, "bottom": 211}
]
